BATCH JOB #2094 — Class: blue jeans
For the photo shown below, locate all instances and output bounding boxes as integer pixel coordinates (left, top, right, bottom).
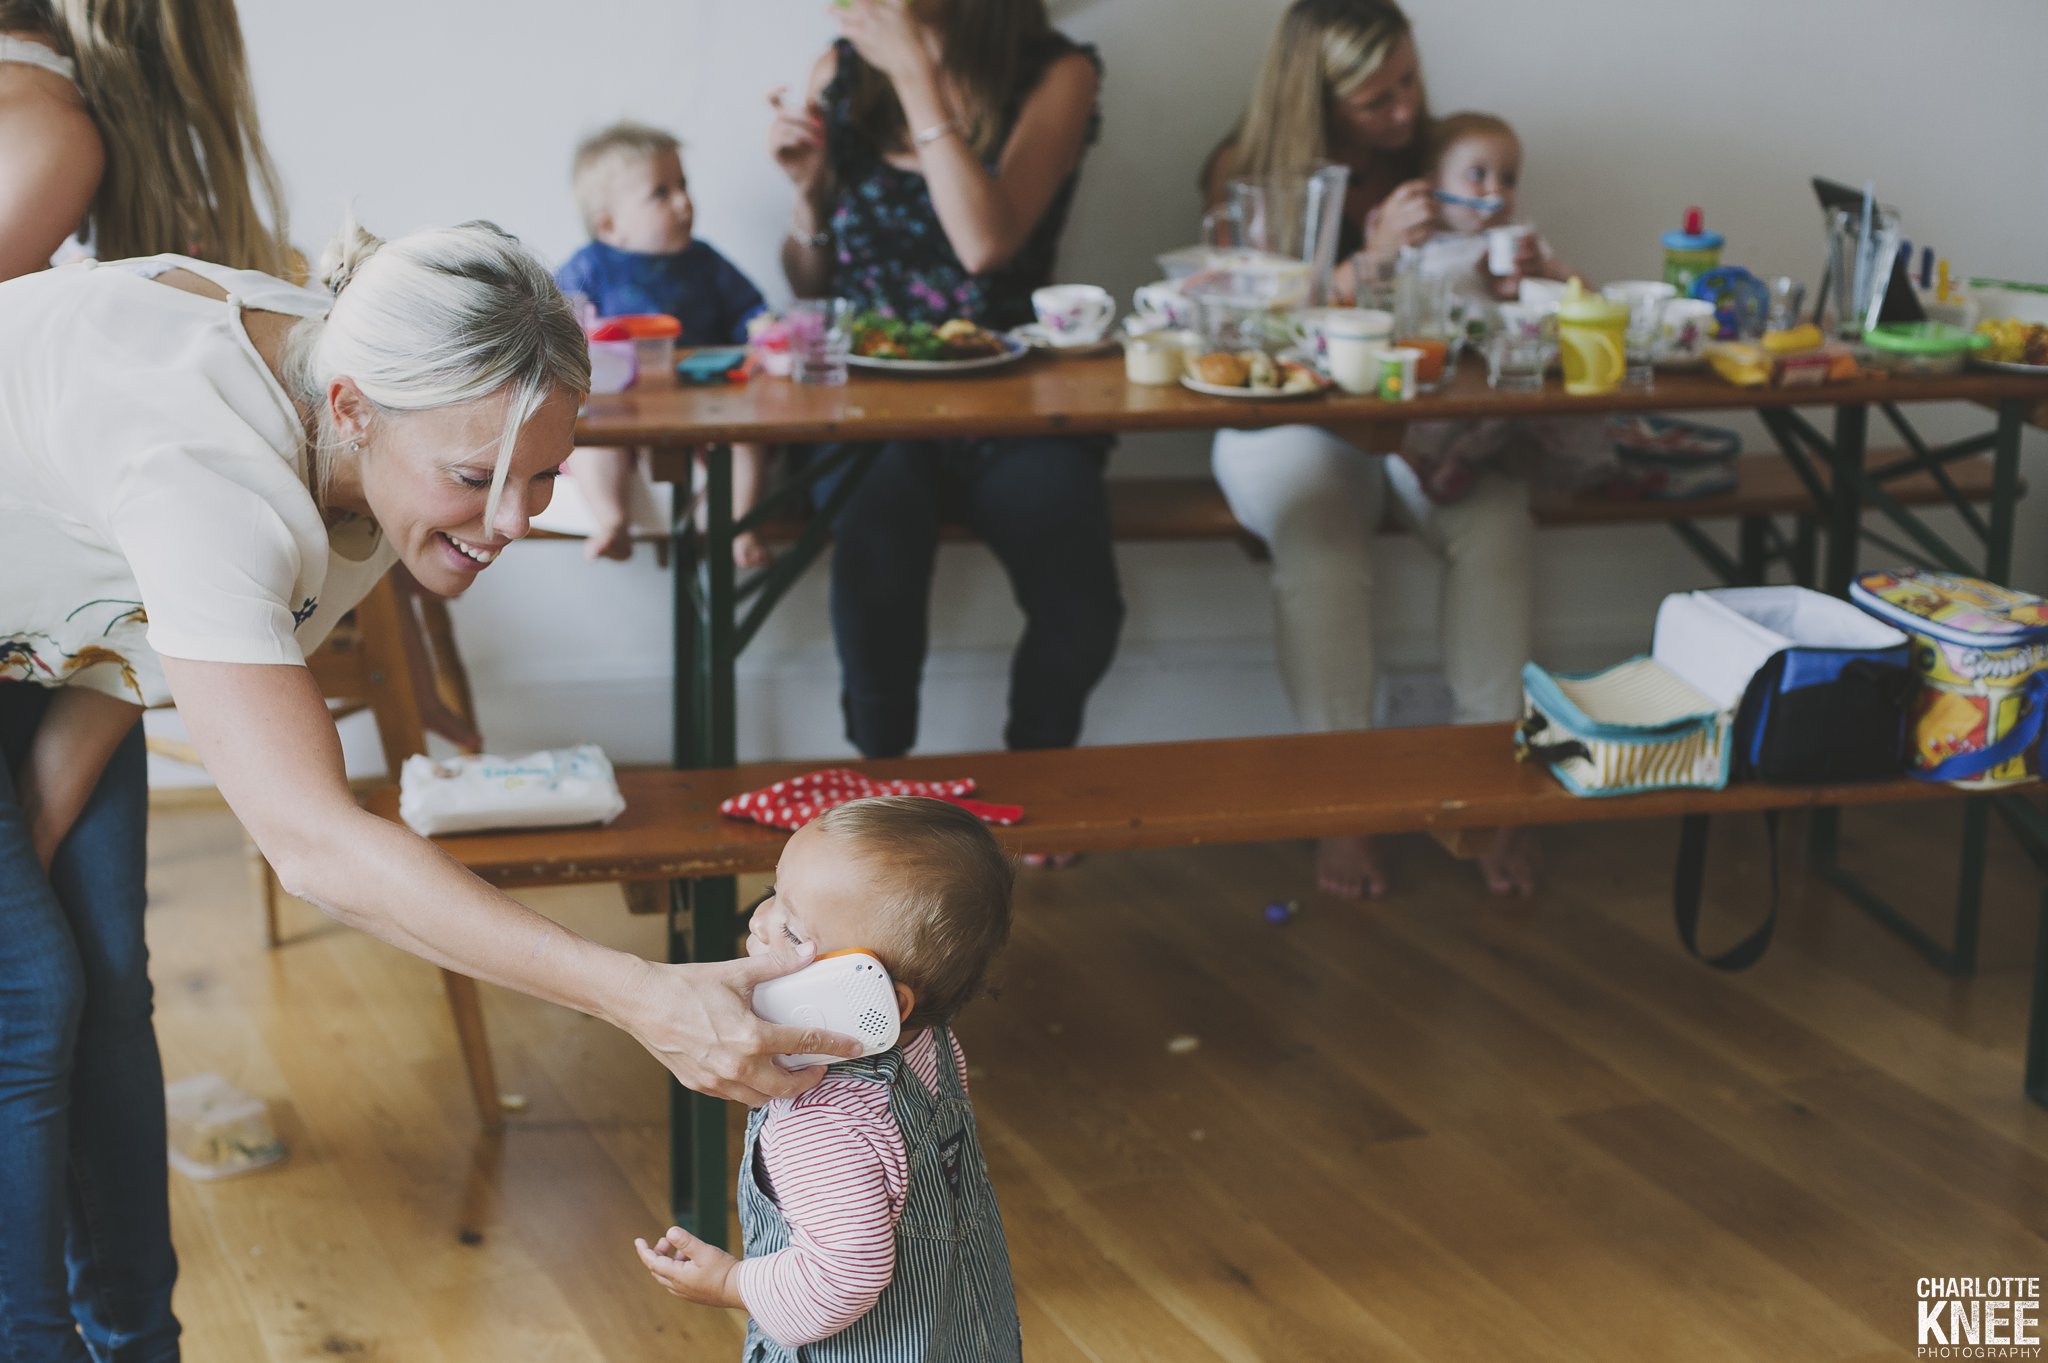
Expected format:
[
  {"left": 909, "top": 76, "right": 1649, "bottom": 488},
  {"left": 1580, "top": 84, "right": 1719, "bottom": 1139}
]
[
  {"left": 0, "top": 685, "right": 179, "bottom": 1362},
  {"left": 811, "top": 436, "right": 1125, "bottom": 759}
]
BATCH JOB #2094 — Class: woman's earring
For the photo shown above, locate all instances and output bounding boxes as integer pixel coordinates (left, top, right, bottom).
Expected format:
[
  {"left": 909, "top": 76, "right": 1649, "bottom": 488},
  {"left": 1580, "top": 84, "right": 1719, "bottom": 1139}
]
[{"left": 350, "top": 440, "right": 363, "bottom": 452}]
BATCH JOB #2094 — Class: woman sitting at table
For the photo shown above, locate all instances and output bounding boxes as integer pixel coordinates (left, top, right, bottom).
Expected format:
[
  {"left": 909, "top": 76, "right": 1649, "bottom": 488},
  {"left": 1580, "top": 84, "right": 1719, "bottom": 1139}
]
[
  {"left": 0, "top": 0, "right": 290, "bottom": 281},
  {"left": 1206, "top": 0, "right": 1539, "bottom": 899},
  {"left": 770, "top": 0, "right": 1123, "bottom": 777}
]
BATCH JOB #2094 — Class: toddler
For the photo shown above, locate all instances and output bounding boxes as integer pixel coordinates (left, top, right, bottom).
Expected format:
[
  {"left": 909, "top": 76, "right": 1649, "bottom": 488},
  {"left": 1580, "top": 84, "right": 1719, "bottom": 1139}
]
[
  {"left": 557, "top": 121, "right": 771, "bottom": 564},
  {"left": 1402, "top": 110, "right": 1607, "bottom": 504},
  {"left": 634, "top": 796, "right": 1022, "bottom": 1363},
  {"left": 1414, "top": 110, "right": 1571, "bottom": 304}
]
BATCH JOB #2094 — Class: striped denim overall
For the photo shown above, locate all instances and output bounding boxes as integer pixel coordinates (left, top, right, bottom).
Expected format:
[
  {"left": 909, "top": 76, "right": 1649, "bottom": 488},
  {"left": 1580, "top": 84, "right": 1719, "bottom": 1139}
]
[{"left": 739, "top": 1027, "right": 1023, "bottom": 1363}]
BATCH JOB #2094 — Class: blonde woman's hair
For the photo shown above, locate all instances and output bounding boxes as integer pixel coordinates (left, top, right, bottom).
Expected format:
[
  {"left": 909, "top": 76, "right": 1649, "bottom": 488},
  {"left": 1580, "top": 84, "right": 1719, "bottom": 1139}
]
[
  {"left": 812, "top": 797, "right": 1014, "bottom": 1033},
  {"left": 33, "top": 0, "right": 289, "bottom": 273},
  {"left": 283, "top": 218, "right": 593, "bottom": 527},
  {"left": 1222, "top": 0, "right": 1424, "bottom": 184},
  {"left": 571, "top": 121, "right": 681, "bottom": 235}
]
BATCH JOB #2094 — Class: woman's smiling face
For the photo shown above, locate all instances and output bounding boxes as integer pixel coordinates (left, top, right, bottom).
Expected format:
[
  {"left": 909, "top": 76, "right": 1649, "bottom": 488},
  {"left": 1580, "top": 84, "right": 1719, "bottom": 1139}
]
[
  {"left": 1328, "top": 33, "right": 1424, "bottom": 153},
  {"left": 333, "top": 383, "right": 579, "bottom": 596}
]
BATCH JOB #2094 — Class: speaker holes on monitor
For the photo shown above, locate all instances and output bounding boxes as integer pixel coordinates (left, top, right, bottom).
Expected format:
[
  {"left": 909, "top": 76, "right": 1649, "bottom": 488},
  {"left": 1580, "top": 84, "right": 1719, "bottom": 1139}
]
[{"left": 858, "top": 1007, "right": 891, "bottom": 1038}]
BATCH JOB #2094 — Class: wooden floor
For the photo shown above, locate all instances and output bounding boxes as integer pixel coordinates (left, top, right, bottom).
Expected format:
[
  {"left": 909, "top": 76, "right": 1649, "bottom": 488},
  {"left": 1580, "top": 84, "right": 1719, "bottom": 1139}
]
[{"left": 147, "top": 801, "right": 2046, "bottom": 1362}]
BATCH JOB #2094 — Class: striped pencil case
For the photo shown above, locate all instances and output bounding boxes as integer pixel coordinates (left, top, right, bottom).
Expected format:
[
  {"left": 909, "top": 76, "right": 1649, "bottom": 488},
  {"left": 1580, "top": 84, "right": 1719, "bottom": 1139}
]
[{"left": 1517, "top": 656, "right": 1732, "bottom": 796}]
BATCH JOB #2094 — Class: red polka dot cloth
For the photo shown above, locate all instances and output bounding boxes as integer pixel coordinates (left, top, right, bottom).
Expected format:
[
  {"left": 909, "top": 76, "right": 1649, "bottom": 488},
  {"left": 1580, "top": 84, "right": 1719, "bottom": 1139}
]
[{"left": 718, "top": 769, "right": 1024, "bottom": 832}]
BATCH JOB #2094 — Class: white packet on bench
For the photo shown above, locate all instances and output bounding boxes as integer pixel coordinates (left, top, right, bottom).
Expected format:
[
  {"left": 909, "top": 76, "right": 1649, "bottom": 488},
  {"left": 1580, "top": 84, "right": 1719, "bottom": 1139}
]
[{"left": 398, "top": 744, "right": 627, "bottom": 836}]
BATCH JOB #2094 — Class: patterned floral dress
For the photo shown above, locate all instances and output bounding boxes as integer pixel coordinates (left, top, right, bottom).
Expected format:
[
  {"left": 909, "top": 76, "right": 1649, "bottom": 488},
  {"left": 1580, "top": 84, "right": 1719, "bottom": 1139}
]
[{"left": 821, "top": 35, "right": 1102, "bottom": 332}]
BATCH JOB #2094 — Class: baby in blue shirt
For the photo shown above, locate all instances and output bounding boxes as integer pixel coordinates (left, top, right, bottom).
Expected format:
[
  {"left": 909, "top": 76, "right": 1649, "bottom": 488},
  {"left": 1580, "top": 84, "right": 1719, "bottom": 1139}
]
[{"left": 558, "top": 122, "right": 770, "bottom": 563}]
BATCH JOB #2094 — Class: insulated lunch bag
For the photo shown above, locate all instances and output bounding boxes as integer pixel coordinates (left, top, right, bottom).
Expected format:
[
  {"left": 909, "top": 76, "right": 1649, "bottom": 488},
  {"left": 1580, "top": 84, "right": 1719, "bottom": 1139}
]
[
  {"left": 1518, "top": 586, "right": 1912, "bottom": 796},
  {"left": 1850, "top": 569, "right": 2048, "bottom": 789}
]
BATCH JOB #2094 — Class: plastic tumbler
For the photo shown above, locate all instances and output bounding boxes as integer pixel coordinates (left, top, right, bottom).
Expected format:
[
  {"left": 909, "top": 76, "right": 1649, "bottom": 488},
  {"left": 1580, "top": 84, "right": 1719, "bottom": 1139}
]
[
  {"left": 789, "top": 299, "right": 854, "bottom": 386},
  {"left": 1556, "top": 279, "right": 1629, "bottom": 396}
]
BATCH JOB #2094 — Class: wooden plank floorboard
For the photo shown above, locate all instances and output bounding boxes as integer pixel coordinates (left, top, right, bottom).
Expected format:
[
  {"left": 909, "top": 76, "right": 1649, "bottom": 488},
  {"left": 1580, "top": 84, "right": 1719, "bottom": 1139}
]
[{"left": 147, "top": 802, "right": 2045, "bottom": 1361}]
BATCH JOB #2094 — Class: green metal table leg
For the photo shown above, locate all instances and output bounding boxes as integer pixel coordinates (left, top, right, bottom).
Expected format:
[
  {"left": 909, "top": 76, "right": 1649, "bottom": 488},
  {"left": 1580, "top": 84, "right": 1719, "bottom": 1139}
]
[
  {"left": 1809, "top": 404, "right": 1870, "bottom": 870},
  {"left": 2030, "top": 885, "right": 2048, "bottom": 1107},
  {"left": 666, "top": 445, "right": 744, "bottom": 1245},
  {"left": 1987, "top": 399, "right": 2023, "bottom": 585},
  {"left": 1737, "top": 515, "right": 1769, "bottom": 585}
]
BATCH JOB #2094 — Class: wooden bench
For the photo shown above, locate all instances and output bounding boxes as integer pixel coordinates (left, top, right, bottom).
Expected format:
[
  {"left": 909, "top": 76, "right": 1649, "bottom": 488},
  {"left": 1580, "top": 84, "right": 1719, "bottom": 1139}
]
[
  {"left": 744, "top": 452, "right": 2013, "bottom": 572},
  {"left": 364, "top": 723, "right": 2048, "bottom": 1242},
  {"left": 367, "top": 724, "right": 1965, "bottom": 887}
]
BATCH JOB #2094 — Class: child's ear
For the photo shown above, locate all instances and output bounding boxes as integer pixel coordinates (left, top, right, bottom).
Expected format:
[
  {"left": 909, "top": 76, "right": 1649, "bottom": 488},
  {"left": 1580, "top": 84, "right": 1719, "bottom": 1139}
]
[
  {"left": 892, "top": 982, "right": 916, "bottom": 1024},
  {"left": 590, "top": 208, "right": 616, "bottom": 243}
]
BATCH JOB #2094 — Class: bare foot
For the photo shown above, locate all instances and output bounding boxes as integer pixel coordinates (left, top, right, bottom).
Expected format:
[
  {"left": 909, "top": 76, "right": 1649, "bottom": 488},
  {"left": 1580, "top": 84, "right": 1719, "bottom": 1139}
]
[
  {"left": 1021, "top": 852, "right": 1081, "bottom": 870},
  {"left": 1477, "top": 826, "right": 1540, "bottom": 897},
  {"left": 584, "top": 522, "right": 634, "bottom": 561},
  {"left": 1316, "top": 835, "right": 1386, "bottom": 900}
]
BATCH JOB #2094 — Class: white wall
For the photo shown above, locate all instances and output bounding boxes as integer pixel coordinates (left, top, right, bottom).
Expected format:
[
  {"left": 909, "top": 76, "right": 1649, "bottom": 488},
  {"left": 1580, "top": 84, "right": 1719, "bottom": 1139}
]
[{"left": 228, "top": 0, "right": 2048, "bottom": 769}]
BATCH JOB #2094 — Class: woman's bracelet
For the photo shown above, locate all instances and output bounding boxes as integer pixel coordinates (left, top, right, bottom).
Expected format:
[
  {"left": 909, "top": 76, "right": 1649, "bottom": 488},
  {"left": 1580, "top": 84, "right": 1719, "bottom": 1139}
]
[
  {"left": 912, "top": 117, "right": 961, "bottom": 148},
  {"left": 789, "top": 226, "right": 832, "bottom": 250}
]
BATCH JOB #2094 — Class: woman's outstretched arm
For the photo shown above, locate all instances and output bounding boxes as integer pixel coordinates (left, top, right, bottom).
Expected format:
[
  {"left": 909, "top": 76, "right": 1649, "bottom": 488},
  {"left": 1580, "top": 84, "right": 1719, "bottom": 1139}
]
[{"left": 161, "top": 654, "right": 862, "bottom": 1104}]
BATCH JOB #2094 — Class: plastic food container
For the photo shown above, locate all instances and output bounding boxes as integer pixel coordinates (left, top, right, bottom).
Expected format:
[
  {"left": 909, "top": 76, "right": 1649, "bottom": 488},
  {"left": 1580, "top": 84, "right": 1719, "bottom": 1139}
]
[
  {"left": 165, "top": 1074, "right": 287, "bottom": 1181},
  {"left": 1862, "top": 322, "right": 1988, "bottom": 377},
  {"left": 1122, "top": 322, "right": 1195, "bottom": 386},
  {"left": 590, "top": 314, "right": 683, "bottom": 389}
]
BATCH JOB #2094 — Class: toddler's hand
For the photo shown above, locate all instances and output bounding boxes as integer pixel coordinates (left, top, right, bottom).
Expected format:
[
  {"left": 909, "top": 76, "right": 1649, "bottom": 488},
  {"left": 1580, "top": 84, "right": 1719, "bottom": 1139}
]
[
  {"left": 733, "top": 531, "right": 771, "bottom": 570},
  {"left": 635, "top": 1227, "right": 742, "bottom": 1308}
]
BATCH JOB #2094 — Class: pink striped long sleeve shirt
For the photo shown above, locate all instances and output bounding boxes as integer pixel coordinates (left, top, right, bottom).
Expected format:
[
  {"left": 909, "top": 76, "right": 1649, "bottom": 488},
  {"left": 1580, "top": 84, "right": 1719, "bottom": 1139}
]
[{"left": 733, "top": 1028, "right": 969, "bottom": 1348}]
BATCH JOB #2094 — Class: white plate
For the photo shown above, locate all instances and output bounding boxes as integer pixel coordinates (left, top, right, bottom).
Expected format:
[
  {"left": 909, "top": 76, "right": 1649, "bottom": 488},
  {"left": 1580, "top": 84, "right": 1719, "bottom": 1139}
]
[
  {"left": 1970, "top": 355, "right": 2048, "bottom": 376},
  {"left": 846, "top": 335, "right": 1032, "bottom": 375},
  {"left": 1180, "top": 369, "right": 1326, "bottom": 401},
  {"left": 1009, "top": 324, "right": 1120, "bottom": 356}
]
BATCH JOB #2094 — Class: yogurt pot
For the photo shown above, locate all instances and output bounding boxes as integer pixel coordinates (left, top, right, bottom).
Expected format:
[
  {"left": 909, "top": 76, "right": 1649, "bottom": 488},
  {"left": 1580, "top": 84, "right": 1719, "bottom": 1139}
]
[{"left": 1122, "top": 322, "right": 1197, "bottom": 386}]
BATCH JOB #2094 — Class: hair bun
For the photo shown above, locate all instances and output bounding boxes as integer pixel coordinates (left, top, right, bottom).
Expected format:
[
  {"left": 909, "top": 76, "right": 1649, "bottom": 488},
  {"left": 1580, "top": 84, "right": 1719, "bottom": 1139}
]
[{"left": 317, "top": 217, "right": 385, "bottom": 297}]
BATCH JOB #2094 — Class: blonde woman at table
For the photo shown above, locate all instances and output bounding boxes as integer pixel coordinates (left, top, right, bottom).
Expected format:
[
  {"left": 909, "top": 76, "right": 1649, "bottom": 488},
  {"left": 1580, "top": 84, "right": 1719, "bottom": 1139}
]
[
  {"left": 769, "top": 0, "right": 1123, "bottom": 794},
  {"left": 1206, "top": 0, "right": 1540, "bottom": 899},
  {"left": 0, "top": 0, "right": 289, "bottom": 280},
  {"left": 0, "top": 222, "right": 858, "bottom": 1361}
]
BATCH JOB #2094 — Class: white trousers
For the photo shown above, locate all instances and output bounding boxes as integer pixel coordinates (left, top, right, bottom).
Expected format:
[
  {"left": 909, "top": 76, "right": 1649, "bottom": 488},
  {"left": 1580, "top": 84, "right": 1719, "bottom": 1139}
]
[{"left": 1212, "top": 424, "right": 1536, "bottom": 732}]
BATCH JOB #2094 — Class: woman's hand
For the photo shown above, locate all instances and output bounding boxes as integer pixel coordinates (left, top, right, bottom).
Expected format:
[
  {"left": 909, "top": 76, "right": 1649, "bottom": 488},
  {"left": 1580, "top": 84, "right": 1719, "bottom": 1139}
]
[
  {"left": 635, "top": 1226, "right": 742, "bottom": 1309},
  {"left": 1362, "top": 179, "right": 1435, "bottom": 265},
  {"left": 768, "top": 85, "right": 830, "bottom": 204},
  {"left": 618, "top": 941, "right": 866, "bottom": 1107},
  {"left": 834, "top": 0, "right": 937, "bottom": 85}
]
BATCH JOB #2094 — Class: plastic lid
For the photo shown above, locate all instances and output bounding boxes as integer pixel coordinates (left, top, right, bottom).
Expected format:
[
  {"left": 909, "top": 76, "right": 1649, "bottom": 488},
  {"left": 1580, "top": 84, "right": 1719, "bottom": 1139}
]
[
  {"left": 1663, "top": 207, "right": 1724, "bottom": 252},
  {"left": 1557, "top": 277, "right": 1629, "bottom": 323},
  {"left": 591, "top": 313, "right": 683, "bottom": 341},
  {"left": 1862, "top": 321, "right": 1989, "bottom": 356}
]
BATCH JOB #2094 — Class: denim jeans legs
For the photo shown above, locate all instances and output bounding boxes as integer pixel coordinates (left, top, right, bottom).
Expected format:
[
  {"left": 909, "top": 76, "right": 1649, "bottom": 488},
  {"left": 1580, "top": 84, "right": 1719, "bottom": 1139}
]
[
  {"left": 0, "top": 685, "right": 179, "bottom": 1362},
  {"left": 812, "top": 437, "right": 1126, "bottom": 759}
]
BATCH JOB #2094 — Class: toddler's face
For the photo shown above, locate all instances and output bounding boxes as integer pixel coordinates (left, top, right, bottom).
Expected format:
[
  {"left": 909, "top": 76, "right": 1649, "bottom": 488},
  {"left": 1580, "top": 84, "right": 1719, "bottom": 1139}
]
[
  {"left": 1432, "top": 131, "right": 1520, "bottom": 233},
  {"left": 597, "top": 149, "right": 695, "bottom": 255},
  {"left": 749, "top": 822, "right": 899, "bottom": 966}
]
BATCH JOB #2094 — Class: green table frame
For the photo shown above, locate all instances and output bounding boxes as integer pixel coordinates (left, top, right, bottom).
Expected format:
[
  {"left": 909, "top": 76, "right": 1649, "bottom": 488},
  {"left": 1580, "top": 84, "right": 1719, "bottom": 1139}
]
[{"left": 578, "top": 365, "right": 2048, "bottom": 1246}]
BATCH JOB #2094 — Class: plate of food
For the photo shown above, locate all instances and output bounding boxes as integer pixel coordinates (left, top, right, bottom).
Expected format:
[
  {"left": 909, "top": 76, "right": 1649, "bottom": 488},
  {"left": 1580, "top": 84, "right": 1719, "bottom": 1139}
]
[
  {"left": 1967, "top": 280, "right": 2048, "bottom": 374},
  {"left": 847, "top": 314, "right": 1030, "bottom": 373},
  {"left": 1180, "top": 350, "right": 1325, "bottom": 399}
]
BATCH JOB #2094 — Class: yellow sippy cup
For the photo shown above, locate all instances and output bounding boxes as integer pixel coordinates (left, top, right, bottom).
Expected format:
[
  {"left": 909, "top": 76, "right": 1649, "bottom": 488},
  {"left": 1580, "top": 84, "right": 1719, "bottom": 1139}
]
[{"left": 1556, "top": 278, "right": 1629, "bottom": 396}]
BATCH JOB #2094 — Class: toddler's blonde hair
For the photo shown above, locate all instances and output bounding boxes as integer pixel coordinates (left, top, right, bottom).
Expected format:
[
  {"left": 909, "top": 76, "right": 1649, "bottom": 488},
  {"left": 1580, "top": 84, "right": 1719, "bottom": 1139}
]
[
  {"left": 571, "top": 121, "right": 681, "bottom": 234},
  {"left": 1424, "top": 111, "right": 1519, "bottom": 177},
  {"left": 811, "top": 797, "right": 1014, "bottom": 1034}
]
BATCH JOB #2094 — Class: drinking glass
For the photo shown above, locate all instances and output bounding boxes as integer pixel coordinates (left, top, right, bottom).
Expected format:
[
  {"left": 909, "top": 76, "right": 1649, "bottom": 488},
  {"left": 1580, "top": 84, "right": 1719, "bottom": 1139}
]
[
  {"left": 1603, "top": 282, "right": 1674, "bottom": 389},
  {"left": 1487, "top": 304, "right": 1548, "bottom": 392},
  {"left": 1393, "top": 264, "right": 1452, "bottom": 391},
  {"left": 789, "top": 298, "right": 853, "bottom": 386}
]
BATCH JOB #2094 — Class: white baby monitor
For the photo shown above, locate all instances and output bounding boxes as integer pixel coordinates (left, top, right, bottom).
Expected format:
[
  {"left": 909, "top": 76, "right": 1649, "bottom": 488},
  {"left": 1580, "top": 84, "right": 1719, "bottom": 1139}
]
[{"left": 751, "top": 950, "right": 902, "bottom": 1070}]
